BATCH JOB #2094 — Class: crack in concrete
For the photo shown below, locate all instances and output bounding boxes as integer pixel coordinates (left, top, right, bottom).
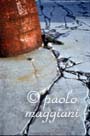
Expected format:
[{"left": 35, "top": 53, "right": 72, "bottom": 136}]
[
  {"left": 18, "top": 2, "right": 90, "bottom": 135},
  {"left": 78, "top": 2, "right": 90, "bottom": 17},
  {"left": 19, "top": 33, "right": 90, "bottom": 136},
  {"left": 55, "top": 2, "right": 90, "bottom": 30},
  {"left": 38, "top": 0, "right": 52, "bottom": 29},
  {"left": 38, "top": 0, "right": 90, "bottom": 31},
  {"left": 20, "top": 41, "right": 63, "bottom": 136},
  {"left": 38, "top": 0, "right": 75, "bottom": 30}
]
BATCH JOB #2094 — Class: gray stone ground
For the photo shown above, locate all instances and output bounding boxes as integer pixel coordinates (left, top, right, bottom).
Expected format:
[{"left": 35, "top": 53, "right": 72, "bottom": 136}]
[
  {"left": 0, "top": 48, "right": 57, "bottom": 135},
  {"left": 0, "top": 1, "right": 90, "bottom": 135}
]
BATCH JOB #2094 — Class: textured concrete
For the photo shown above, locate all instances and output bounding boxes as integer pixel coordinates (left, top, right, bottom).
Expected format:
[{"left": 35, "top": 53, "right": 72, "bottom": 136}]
[
  {"left": 0, "top": 1, "right": 90, "bottom": 135},
  {"left": 0, "top": 48, "right": 56, "bottom": 135}
]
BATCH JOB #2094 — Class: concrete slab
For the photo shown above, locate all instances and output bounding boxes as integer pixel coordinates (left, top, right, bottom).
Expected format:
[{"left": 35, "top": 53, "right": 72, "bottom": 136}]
[{"left": 0, "top": 1, "right": 90, "bottom": 135}]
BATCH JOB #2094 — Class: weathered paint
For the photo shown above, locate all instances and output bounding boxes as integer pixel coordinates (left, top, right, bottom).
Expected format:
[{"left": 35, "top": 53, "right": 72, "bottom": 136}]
[{"left": 0, "top": 0, "right": 42, "bottom": 57}]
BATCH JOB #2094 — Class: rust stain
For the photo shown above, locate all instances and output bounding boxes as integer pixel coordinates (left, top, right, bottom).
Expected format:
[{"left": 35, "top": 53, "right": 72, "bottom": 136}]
[
  {"left": 0, "top": 0, "right": 42, "bottom": 57},
  {"left": 17, "top": 73, "right": 33, "bottom": 81},
  {"left": 17, "top": 65, "right": 55, "bottom": 82},
  {"left": 17, "top": 65, "right": 46, "bottom": 82},
  {"left": 17, "top": 69, "right": 40, "bottom": 82}
]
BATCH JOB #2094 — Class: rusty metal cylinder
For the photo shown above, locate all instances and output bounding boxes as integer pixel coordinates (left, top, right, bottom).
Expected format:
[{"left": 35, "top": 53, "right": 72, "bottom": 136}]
[{"left": 0, "top": 0, "right": 42, "bottom": 57}]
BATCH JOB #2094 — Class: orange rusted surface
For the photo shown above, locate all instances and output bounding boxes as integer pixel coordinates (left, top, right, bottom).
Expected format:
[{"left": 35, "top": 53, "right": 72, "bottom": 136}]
[{"left": 0, "top": 0, "right": 42, "bottom": 57}]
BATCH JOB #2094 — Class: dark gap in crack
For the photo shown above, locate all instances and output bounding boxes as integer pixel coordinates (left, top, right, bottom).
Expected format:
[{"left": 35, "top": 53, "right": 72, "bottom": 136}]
[
  {"left": 21, "top": 75, "right": 62, "bottom": 136},
  {"left": 38, "top": 0, "right": 52, "bottom": 29},
  {"left": 38, "top": 0, "right": 90, "bottom": 33},
  {"left": 19, "top": 2, "right": 90, "bottom": 134},
  {"left": 20, "top": 33, "right": 90, "bottom": 136},
  {"left": 49, "top": 2, "right": 90, "bottom": 30},
  {"left": 77, "top": 2, "right": 90, "bottom": 17}
]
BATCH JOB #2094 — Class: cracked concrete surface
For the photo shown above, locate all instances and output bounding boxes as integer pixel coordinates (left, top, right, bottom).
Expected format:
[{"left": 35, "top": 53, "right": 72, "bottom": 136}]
[
  {"left": 0, "top": 0, "right": 90, "bottom": 135},
  {"left": 0, "top": 48, "right": 56, "bottom": 135}
]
